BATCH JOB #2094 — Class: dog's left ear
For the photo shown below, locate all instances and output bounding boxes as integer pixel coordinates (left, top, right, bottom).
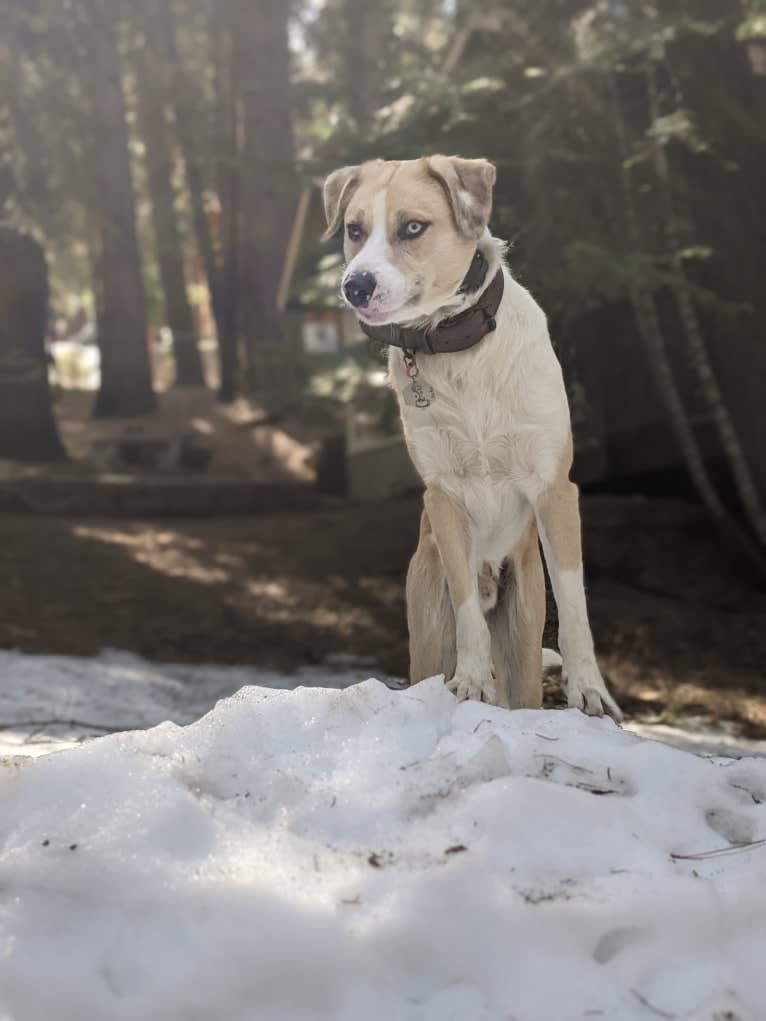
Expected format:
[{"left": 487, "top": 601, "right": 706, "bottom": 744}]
[
  {"left": 426, "top": 155, "right": 496, "bottom": 240},
  {"left": 322, "top": 165, "right": 360, "bottom": 241}
]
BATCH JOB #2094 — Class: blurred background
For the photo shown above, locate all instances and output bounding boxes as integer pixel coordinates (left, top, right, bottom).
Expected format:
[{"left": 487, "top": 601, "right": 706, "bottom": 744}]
[{"left": 0, "top": 0, "right": 764, "bottom": 746}]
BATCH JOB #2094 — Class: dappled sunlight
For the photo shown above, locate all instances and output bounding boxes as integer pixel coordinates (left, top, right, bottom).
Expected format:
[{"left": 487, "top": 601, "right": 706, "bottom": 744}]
[
  {"left": 0, "top": 388, "right": 318, "bottom": 485},
  {"left": 599, "top": 656, "right": 766, "bottom": 732},
  {"left": 73, "top": 524, "right": 229, "bottom": 584},
  {"left": 244, "top": 579, "right": 291, "bottom": 601},
  {"left": 0, "top": 494, "right": 761, "bottom": 734},
  {"left": 73, "top": 524, "right": 206, "bottom": 552}
]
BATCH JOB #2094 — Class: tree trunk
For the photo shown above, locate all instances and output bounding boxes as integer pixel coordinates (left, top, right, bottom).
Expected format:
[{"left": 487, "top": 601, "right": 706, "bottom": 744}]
[
  {"left": 345, "top": 0, "right": 392, "bottom": 128},
  {"left": 238, "top": 0, "right": 297, "bottom": 391},
  {"left": 213, "top": 0, "right": 240, "bottom": 403},
  {"left": 671, "top": 27, "right": 766, "bottom": 506},
  {"left": 161, "top": 6, "right": 226, "bottom": 359},
  {"left": 136, "top": 44, "right": 204, "bottom": 387},
  {"left": 645, "top": 61, "right": 766, "bottom": 548},
  {"left": 609, "top": 75, "right": 766, "bottom": 574},
  {"left": 0, "top": 229, "right": 66, "bottom": 462},
  {"left": 82, "top": 2, "right": 155, "bottom": 418}
]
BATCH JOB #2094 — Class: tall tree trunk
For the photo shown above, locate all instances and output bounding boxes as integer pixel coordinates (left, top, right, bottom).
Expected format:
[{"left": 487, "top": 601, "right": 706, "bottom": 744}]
[
  {"left": 136, "top": 44, "right": 204, "bottom": 387},
  {"left": 161, "top": 6, "right": 226, "bottom": 357},
  {"left": 645, "top": 61, "right": 766, "bottom": 547},
  {"left": 0, "top": 228, "right": 66, "bottom": 462},
  {"left": 609, "top": 75, "right": 766, "bottom": 574},
  {"left": 213, "top": 0, "right": 240, "bottom": 403},
  {"left": 81, "top": 2, "right": 154, "bottom": 418},
  {"left": 238, "top": 0, "right": 297, "bottom": 392},
  {"left": 345, "top": 0, "right": 392, "bottom": 128},
  {"left": 671, "top": 26, "right": 766, "bottom": 505}
]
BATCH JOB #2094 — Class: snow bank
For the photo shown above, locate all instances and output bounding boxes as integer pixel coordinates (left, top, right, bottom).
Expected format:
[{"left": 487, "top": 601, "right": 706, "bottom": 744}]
[
  {"left": 0, "top": 649, "right": 382, "bottom": 757},
  {"left": 1, "top": 677, "right": 765, "bottom": 1020},
  {"left": 2, "top": 649, "right": 760, "bottom": 760}
]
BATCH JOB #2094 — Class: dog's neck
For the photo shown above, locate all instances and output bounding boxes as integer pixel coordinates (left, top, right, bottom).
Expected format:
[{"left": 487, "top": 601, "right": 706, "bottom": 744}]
[
  {"left": 420, "top": 230, "right": 506, "bottom": 329},
  {"left": 358, "top": 231, "right": 507, "bottom": 355}
]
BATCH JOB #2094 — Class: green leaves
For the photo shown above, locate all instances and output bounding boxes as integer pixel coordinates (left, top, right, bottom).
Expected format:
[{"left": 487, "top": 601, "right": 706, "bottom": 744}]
[{"left": 646, "top": 110, "right": 706, "bottom": 153}]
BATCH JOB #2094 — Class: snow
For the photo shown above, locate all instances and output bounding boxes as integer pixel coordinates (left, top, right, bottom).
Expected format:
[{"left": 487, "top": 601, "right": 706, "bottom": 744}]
[
  {"left": 1, "top": 663, "right": 766, "bottom": 1020},
  {"left": 1, "top": 650, "right": 759, "bottom": 761},
  {"left": 0, "top": 649, "right": 393, "bottom": 758}
]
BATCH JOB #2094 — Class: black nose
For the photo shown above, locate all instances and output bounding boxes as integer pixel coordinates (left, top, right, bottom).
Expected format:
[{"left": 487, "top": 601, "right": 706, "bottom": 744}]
[{"left": 343, "top": 271, "right": 377, "bottom": 309}]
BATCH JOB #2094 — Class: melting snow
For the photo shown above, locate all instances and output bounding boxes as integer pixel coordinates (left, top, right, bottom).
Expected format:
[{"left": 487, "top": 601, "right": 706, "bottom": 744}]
[{"left": 1, "top": 667, "right": 765, "bottom": 1020}]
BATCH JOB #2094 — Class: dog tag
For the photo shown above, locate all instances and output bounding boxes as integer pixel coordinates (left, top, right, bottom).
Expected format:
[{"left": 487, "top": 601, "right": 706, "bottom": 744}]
[
  {"left": 403, "top": 379, "right": 435, "bottom": 408},
  {"left": 401, "top": 350, "right": 435, "bottom": 408}
]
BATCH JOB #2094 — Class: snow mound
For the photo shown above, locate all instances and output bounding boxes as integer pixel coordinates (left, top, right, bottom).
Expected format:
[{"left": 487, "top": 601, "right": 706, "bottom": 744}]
[
  {"left": 1, "top": 677, "right": 765, "bottom": 1020},
  {"left": 0, "top": 649, "right": 380, "bottom": 757}
]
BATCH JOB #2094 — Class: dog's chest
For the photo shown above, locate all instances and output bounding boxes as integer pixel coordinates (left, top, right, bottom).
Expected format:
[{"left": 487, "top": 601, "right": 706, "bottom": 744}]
[{"left": 392, "top": 351, "right": 535, "bottom": 486}]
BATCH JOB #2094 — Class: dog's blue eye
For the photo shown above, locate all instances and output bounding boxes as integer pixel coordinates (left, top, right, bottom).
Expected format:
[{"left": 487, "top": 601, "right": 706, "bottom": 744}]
[
  {"left": 347, "top": 223, "right": 363, "bottom": 242},
  {"left": 401, "top": 221, "right": 427, "bottom": 239}
]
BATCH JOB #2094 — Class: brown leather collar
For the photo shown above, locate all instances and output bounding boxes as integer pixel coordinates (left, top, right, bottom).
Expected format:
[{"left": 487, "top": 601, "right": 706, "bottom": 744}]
[{"left": 357, "top": 267, "right": 504, "bottom": 355}]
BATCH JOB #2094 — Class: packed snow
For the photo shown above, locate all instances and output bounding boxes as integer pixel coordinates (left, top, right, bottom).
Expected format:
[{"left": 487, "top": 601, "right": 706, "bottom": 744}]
[
  {"left": 1, "top": 662, "right": 765, "bottom": 1020},
  {"left": 0, "top": 649, "right": 384, "bottom": 758}
]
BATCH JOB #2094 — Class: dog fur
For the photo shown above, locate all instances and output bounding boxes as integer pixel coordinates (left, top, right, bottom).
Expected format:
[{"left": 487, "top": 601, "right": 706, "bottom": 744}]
[{"left": 323, "top": 156, "right": 621, "bottom": 720}]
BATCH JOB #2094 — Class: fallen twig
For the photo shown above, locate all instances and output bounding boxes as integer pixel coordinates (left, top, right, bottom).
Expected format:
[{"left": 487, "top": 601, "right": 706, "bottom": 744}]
[
  {"left": 535, "top": 753, "right": 591, "bottom": 774},
  {"left": 0, "top": 719, "right": 127, "bottom": 734},
  {"left": 729, "top": 782, "right": 762, "bottom": 805},
  {"left": 670, "top": 837, "right": 766, "bottom": 861},
  {"left": 630, "top": 988, "right": 676, "bottom": 1018}
]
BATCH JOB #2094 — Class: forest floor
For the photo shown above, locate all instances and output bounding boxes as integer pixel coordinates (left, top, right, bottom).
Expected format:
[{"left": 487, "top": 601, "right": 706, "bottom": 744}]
[
  {"left": 0, "top": 387, "right": 318, "bottom": 484},
  {"left": 1, "top": 492, "right": 764, "bottom": 739}
]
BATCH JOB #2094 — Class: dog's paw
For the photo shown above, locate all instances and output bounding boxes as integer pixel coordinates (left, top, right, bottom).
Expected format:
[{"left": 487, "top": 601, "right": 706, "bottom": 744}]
[
  {"left": 564, "top": 668, "right": 622, "bottom": 722},
  {"left": 447, "top": 665, "right": 496, "bottom": 704}
]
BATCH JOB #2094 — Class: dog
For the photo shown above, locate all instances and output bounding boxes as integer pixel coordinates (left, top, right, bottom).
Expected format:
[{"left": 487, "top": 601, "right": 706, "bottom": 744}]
[{"left": 323, "top": 156, "right": 621, "bottom": 720}]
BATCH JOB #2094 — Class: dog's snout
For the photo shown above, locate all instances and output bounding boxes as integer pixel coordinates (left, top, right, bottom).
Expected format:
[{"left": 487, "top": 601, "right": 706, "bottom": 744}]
[{"left": 343, "top": 271, "right": 377, "bottom": 309}]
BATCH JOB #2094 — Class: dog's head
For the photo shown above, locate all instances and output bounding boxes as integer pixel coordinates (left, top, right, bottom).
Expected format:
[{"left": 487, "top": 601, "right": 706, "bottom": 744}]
[{"left": 323, "top": 156, "right": 496, "bottom": 326}]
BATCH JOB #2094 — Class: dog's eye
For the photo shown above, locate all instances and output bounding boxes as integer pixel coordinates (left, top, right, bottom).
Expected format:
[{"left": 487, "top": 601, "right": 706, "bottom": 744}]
[
  {"left": 400, "top": 220, "right": 428, "bottom": 240},
  {"left": 346, "top": 223, "right": 364, "bottom": 243}
]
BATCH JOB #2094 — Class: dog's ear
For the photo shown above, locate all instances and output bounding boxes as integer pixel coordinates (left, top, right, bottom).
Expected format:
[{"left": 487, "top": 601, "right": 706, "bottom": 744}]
[
  {"left": 322, "top": 165, "right": 360, "bottom": 241},
  {"left": 426, "top": 156, "right": 496, "bottom": 240}
]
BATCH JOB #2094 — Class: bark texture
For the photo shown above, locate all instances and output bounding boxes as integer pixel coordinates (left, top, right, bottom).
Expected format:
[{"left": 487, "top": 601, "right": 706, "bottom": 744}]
[
  {"left": 136, "top": 44, "right": 204, "bottom": 387},
  {"left": 82, "top": 2, "right": 155, "bottom": 417},
  {"left": 0, "top": 228, "right": 66, "bottom": 462},
  {"left": 238, "top": 0, "right": 297, "bottom": 389}
]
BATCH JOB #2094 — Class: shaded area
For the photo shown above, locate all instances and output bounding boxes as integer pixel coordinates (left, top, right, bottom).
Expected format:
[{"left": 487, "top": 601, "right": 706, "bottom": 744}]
[{"left": 1, "top": 493, "right": 764, "bottom": 735}]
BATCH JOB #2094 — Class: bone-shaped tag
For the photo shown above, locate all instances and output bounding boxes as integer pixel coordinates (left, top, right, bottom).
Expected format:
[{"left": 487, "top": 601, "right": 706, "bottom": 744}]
[{"left": 403, "top": 380, "right": 435, "bottom": 408}]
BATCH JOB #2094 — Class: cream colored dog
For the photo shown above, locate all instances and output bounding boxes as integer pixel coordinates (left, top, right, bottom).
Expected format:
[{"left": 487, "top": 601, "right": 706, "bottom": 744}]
[{"left": 323, "top": 156, "right": 621, "bottom": 720}]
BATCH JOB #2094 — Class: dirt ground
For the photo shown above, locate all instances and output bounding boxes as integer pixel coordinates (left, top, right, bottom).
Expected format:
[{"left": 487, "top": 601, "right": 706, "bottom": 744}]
[
  {"left": 0, "top": 387, "right": 317, "bottom": 484},
  {"left": 1, "top": 492, "right": 765, "bottom": 737}
]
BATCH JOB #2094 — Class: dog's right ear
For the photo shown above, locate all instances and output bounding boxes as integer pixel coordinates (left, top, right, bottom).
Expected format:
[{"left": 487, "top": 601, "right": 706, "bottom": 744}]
[{"left": 322, "top": 165, "right": 360, "bottom": 241}]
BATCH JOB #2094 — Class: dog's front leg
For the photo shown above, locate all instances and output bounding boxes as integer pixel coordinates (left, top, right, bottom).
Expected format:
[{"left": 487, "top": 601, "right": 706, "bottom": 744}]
[
  {"left": 423, "top": 486, "right": 496, "bottom": 703},
  {"left": 534, "top": 478, "right": 622, "bottom": 721}
]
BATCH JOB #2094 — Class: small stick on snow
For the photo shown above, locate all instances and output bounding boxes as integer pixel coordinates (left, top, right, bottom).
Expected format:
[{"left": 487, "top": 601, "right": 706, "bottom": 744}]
[
  {"left": 630, "top": 988, "right": 676, "bottom": 1018},
  {"left": 729, "top": 782, "right": 762, "bottom": 805},
  {"left": 0, "top": 719, "right": 128, "bottom": 736},
  {"left": 670, "top": 838, "right": 766, "bottom": 861},
  {"left": 535, "top": 754, "right": 592, "bottom": 774}
]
